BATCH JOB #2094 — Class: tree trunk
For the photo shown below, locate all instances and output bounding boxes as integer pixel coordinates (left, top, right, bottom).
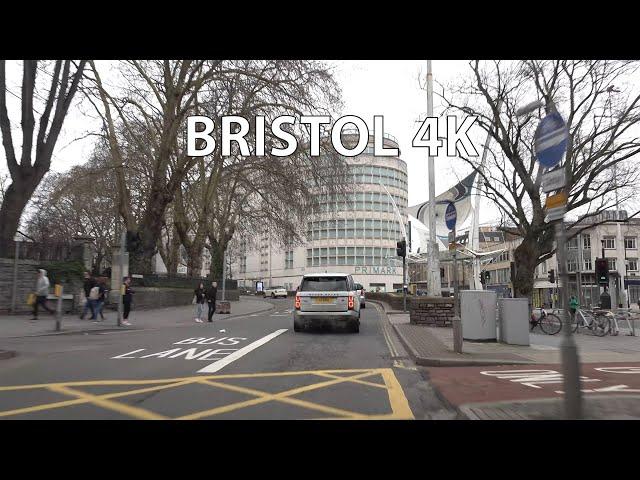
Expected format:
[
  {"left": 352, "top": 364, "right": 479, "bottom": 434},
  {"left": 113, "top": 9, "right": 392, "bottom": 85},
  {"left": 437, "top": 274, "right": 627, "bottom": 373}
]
[
  {"left": 513, "top": 237, "right": 540, "bottom": 301},
  {"left": 127, "top": 187, "right": 173, "bottom": 274},
  {"left": 208, "top": 238, "right": 225, "bottom": 280},
  {"left": 0, "top": 173, "right": 42, "bottom": 255}
]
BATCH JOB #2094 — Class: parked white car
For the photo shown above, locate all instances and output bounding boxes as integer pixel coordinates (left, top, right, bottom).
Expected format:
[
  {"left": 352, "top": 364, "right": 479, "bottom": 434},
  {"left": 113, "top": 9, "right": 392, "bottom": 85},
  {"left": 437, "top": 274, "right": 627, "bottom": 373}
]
[{"left": 263, "top": 286, "right": 288, "bottom": 298}]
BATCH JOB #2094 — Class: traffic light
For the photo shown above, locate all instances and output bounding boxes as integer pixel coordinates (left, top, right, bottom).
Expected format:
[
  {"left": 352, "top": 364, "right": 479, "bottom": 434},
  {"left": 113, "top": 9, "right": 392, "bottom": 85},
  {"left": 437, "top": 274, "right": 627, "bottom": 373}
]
[
  {"left": 548, "top": 269, "right": 555, "bottom": 284},
  {"left": 595, "top": 258, "right": 609, "bottom": 285},
  {"left": 485, "top": 271, "right": 491, "bottom": 283},
  {"left": 396, "top": 240, "right": 406, "bottom": 258}
]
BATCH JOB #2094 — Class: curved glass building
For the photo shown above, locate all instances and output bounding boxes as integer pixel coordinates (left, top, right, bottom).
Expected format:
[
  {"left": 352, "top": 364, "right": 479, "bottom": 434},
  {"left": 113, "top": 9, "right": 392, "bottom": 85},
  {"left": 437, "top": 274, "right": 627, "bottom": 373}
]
[{"left": 232, "top": 132, "right": 408, "bottom": 293}]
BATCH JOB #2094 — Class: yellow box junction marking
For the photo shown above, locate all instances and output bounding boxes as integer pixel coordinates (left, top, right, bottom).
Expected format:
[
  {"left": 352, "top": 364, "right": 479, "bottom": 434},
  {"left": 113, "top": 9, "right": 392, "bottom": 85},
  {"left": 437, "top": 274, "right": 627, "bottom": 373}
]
[{"left": 0, "top": 369, "right": 414, "bottom": 420}]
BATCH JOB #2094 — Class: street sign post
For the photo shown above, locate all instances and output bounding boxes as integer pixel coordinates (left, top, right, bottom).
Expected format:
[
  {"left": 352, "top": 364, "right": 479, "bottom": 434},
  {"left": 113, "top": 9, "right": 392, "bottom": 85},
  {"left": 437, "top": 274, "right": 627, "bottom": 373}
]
[
  {"left": 542, "top": 168, "right": 566, "bottom": 193},
  {"left": 533, "top": 104, "right": 582, "bottom": 419},
  {"left": 535, "top": 111, "right": 568, "bottom": 168},
  {"left": 446, "top": 202, "right": 462, "bottom": 353}
]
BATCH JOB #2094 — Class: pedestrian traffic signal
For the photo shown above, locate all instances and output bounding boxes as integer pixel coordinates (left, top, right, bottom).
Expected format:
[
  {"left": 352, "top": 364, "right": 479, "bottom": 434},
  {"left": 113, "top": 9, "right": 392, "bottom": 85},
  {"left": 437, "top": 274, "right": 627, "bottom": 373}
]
[
  {"left": 548, "top": 269, "right": 555, "bottom": 284},
  {"left": 485, "top": 271, "right": 491, "bottom": 283},
  {"left": 480, "top": 271, "right": 487, "bottom": 284},
  {"left": 396, "top": 240, "right": 406, "bottom": 258},
  {"left": 595, "top": 258, "right": 609, "bottom": 285}
]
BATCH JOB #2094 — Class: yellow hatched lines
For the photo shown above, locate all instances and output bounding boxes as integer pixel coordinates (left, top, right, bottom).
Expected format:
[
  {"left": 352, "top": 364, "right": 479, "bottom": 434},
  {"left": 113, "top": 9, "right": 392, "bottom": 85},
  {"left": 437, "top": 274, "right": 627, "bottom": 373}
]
[{"left": 0, "top": 368, "right": 414, "bottom": 420}]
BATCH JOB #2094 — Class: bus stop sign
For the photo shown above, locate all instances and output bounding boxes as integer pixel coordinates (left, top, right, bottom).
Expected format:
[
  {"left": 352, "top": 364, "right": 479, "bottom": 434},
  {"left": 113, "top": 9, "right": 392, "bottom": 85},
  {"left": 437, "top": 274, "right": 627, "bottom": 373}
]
[{"left": 535, "top": 111, "right": 568, "bottom": 168}]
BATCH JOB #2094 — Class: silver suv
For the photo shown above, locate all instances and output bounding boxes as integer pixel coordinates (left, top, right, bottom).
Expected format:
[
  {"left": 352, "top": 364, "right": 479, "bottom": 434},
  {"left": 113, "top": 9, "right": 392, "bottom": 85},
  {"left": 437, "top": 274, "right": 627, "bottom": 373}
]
[{"left": 293, "top": 273, "right": 361, "bottom": 333}]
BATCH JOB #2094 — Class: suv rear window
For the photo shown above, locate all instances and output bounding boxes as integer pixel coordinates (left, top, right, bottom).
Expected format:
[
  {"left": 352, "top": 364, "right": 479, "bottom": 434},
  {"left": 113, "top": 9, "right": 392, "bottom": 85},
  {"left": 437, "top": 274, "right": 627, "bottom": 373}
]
[{"left": 300, "top": 276, "right": 349, "bottom": 292}]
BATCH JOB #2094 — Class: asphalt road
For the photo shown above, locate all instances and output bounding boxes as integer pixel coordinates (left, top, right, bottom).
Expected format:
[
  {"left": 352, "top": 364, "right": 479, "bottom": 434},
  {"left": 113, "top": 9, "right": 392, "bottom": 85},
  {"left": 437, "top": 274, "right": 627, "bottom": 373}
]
[{"left": 0, "top": 298, "right": 456, "bottom": 420}]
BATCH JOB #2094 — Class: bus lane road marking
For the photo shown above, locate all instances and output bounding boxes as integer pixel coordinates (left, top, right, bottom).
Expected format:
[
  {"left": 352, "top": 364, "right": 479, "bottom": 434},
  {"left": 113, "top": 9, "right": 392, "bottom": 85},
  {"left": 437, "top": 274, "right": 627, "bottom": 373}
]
[{"left": 109, "top": 330, "right": 288, "bottom": 373}]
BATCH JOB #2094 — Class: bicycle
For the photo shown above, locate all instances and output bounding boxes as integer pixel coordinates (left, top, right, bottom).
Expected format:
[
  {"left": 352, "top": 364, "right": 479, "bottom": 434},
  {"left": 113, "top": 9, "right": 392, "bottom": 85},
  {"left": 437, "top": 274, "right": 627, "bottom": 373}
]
[
  {"left": 573, "top": 308, "right": 612, "bottom": 336},
  {"left": 530, "top": 307, "right": 563, "bottom": 335}
]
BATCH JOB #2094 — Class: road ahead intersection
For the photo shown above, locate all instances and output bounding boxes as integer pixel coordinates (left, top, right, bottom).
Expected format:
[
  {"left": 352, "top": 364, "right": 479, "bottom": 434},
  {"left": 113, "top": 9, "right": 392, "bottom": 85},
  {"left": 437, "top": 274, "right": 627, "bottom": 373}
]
[{"left": 0, "top": 297, "right": 455, "bottom": 420}]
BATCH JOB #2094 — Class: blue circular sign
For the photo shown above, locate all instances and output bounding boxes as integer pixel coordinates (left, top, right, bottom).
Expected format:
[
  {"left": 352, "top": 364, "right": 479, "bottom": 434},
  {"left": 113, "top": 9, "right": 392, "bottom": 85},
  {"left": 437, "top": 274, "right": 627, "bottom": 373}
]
[
  {"left": 445, "top": 202, "right": 457, "bottom": 231},
  {"left": 534, "top": 111, "right": 568, "bottom": 168}
]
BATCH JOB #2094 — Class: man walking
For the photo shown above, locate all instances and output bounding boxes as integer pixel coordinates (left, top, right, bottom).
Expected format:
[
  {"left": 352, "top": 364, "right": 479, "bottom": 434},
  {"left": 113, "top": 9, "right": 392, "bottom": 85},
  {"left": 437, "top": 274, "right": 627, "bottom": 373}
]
[
  {"left": 206, "top": 281, "right": 218, "bottom": 323},
  {"left": 122, "top": 277, "right": 134, "bottom": 326},
  {"left": 80, "top": 271, "right": 97, "bottom": 320},
  {"left": 32, "top": 269, "right": 54, "bottom": 320}
]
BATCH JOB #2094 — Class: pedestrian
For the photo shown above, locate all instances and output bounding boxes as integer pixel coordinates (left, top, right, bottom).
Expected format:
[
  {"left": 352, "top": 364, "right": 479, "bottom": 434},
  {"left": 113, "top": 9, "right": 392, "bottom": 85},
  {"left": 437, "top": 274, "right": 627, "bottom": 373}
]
[
  {"left": 193, "top": 282, "right": 206, "bottom": 323},
  {"left": 206, "top": 281, "right": 218, "bottom": 323},
  {"left": 122, "top": 277, "right": 134, "bottom": 326},
  {"left": 80, "top": 271, "right": 97, "bottom": 320},
  {"left": 32, "top": 269, "right": 54, "bottom": 320},
  {"left": 93, "top": 278, "right": 108, "bottom": 322}
]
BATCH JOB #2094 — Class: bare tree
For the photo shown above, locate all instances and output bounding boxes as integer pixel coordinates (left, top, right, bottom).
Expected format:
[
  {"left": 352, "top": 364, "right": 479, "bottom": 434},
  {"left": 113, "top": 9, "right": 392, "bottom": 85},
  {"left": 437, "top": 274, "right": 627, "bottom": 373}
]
[
  {"left": 23, "top": 144, "right": 119, "bottom": 274},
  {"left": 0, "top": 60, "right": 87, "bottom": 254},
  {"left": 171, "top": 62, "right": 346, "bottom": 277},
  {"left": 440, "top": 60, "right": 640, "bottom": 298}
]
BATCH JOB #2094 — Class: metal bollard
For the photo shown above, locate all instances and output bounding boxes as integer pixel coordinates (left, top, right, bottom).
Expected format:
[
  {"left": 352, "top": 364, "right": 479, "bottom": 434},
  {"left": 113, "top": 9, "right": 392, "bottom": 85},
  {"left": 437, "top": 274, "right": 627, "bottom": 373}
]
[{"left": 55, "top": 284, "right": 63, "bottom": 332}]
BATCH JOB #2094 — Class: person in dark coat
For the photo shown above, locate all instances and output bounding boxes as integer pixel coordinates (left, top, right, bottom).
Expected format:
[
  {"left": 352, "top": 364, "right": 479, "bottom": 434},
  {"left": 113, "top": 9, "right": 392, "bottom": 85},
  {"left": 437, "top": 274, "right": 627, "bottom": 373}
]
[
  {"left": 193, "top": 282, "right": 206, "bottom": 323},
  {"left": 122, "top": 277, "right": 134, "bottom": 326},
  {"left": 206, "top": 281, "right": 218, "bottom": 323},
  {"left": 80, "top": 271, "right": 97, "bottom": 320}
]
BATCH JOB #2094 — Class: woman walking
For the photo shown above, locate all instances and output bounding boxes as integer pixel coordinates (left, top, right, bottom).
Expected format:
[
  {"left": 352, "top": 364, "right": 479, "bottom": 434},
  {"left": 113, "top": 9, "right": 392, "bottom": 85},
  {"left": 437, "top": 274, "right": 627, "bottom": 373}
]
[{"left": 193, "top": 282, "right": 206, "bottom": 323}]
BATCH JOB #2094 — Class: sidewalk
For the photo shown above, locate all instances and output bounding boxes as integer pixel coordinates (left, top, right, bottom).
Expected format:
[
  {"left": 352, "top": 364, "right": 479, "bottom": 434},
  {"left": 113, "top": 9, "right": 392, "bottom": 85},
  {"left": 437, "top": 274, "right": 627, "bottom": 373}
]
[
  {"left": 0, "top": 296, "right": 274, "bottom": 340},
  {"left": 459, "top": 395, "right": 640, "bottom": 420},
  {"left": 388, "top": 311, "right": 640, "bottom": 366}
]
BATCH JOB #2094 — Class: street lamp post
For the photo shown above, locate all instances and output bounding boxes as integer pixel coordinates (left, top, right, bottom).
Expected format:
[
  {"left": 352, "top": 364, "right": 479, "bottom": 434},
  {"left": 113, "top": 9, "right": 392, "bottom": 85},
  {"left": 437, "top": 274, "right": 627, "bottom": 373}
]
[{"left": 426, "top": 60, "right": 441, "bottom": 297}]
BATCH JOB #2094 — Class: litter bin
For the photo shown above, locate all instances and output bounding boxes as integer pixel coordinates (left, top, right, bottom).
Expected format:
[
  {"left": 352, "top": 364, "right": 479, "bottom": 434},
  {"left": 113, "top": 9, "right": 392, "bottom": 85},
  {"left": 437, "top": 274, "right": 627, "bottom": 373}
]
[
  {"left": 461, "top": 290, "right": 497, "bottom": 341},
  {"left": 498, "top": 298, "right": 530, "bottom": 346}
]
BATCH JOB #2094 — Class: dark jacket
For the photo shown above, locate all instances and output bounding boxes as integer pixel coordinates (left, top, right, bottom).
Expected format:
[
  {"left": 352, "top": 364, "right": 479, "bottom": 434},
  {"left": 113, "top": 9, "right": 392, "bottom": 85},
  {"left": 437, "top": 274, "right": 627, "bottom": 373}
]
[
  {"left": 194, "top": 288, "right": 206, "bottom": 304},
  {"left": 206, "top": 286, "right": 217, "bottom": 302},
  {"left": 98, "top": 284, "right": 107, "bottom": 302},
  {"left": 83, "top": 277, "right": 97, "bottom": 298},
  {"left": 123, "top": 285, "right": 134, "bottom": 303}
]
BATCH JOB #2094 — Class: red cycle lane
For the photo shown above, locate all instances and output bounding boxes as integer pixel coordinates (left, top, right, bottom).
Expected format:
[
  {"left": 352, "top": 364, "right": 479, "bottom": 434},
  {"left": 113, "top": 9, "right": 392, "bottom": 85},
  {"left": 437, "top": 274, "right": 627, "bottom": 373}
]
[{"left": 424, "top": 363, "right": 640, "bottom": 407}]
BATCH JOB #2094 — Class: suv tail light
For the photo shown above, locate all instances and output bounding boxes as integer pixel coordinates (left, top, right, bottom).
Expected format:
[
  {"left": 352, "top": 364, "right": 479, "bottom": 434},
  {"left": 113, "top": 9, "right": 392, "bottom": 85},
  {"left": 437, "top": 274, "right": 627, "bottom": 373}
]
[
  {"left": 295, "top": 294, "right": 301, "bottom": 310},
  {"left": 348, "top": 293, "right": 355, "bottom": 310}
]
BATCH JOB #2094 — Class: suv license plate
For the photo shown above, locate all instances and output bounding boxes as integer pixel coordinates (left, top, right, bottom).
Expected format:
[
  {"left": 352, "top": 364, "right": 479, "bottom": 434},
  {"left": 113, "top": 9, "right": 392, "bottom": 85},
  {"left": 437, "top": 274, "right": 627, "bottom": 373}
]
[{"left": 313, "top": 297, "right": 335, "bottom": 304}]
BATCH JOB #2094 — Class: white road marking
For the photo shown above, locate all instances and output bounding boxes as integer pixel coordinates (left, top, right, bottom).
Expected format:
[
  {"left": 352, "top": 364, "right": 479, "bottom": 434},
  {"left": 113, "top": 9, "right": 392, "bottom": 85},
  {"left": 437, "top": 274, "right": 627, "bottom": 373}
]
[
  {"left": 197, "top": 329, "right": 288, "bottom": 374},
  {"left": 530, "top": 344, "right": 559, "bottom": 351}
]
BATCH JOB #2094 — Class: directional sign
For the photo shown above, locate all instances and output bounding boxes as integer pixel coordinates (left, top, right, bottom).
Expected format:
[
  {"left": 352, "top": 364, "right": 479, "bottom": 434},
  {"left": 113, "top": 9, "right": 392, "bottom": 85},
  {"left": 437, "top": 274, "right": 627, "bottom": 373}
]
[
  {"left": 545, "top": 191, "right": 567, "bottom": 210},
  {"left": 545, "top": 206, "right": 566, "bottom": 223},
  {"left": 541, "top": 168, "right": 566, "bottom": 193},
  {"left": 445, "top": 202, "right": 457, "bottom": 231},
  {"left": 535, "top": 111, "right": 568, "bottom": 168}
]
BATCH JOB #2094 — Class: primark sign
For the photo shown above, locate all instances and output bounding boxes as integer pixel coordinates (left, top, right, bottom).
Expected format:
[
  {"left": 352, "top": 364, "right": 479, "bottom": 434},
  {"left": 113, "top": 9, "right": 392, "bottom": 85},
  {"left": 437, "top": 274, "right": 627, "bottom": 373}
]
[{"left": 354, "top": 266, "right": 398, "bottom": 275}]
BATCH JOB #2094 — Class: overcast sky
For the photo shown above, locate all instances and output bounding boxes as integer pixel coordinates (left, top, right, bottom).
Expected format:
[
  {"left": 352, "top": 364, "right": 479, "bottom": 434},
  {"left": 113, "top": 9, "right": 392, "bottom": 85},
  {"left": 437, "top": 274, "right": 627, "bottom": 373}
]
[{"left": 1, "top": 60, "right": 636, "bottom": 231}]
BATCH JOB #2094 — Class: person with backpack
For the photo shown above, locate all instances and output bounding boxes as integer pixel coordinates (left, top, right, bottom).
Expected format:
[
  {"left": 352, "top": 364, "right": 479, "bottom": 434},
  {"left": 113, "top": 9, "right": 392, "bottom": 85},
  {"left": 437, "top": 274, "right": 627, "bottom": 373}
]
[
  {"left": 206, "top": 281, "right": 218, "bottom": 323},
  {"left": 92, "top": 278, "right": 108, "bottom": 322},
  {"left": 32, "top": 269, "right": 54, "bottom": 320},
  {"left": 80, "top": 271, "right": 97, "bottom": 320},
  {"left": 88, "top": 282, "right": 101, "bottom": 319},
  {"left": 122, "top": 277, "right": 134, "bottom": 326},
  {"left": 193, "top": 282, "right": 206, "bottom": 323}
]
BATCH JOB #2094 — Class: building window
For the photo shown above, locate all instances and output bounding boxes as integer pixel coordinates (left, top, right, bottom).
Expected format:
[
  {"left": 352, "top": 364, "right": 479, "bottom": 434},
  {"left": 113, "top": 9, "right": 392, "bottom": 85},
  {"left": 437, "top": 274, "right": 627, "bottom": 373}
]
[
  {"left": 582, "top": 234, "right": 591, "bottom": 249},
  {"left": 625, "top": 237, "right": 637, "bottom": 249},
  {"left": 567, "top": 237, "right": 578, "bottom": 250},
  {"left": 285, "top": 251, "right": 294, "bottom": 269},
  {"left": 628, "top": 259, "right": 638, "bottom": 272},
  {"left": 603, "top": 237, "right": 615, "bottom": 249},
  {"left": 584, "top": 258, "right": 592, "bottom": 271},
  {"left": 607, "top": 258, "right": 617, "bottom": 271},
  {"left": 567, "top": 259, "right": 577, "bottom": 272},
  {"left": 240, "top": 256, "right": 247, "bottom": 274}
]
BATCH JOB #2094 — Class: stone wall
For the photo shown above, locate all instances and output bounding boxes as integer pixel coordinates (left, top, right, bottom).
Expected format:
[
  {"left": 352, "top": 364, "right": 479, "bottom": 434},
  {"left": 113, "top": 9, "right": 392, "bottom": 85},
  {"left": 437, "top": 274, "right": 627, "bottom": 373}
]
[
  {"left": 105, "top": 288, "right": 239, "bottom": 311},
  {"left": 0, "top": 258, "right": 84, "bottom": 314},
  {"left": 365, "top": 292, "right": 406, "bottom": 311},
  {"left": 409, "top": 296, "right": 455, "bottom": 327}
]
